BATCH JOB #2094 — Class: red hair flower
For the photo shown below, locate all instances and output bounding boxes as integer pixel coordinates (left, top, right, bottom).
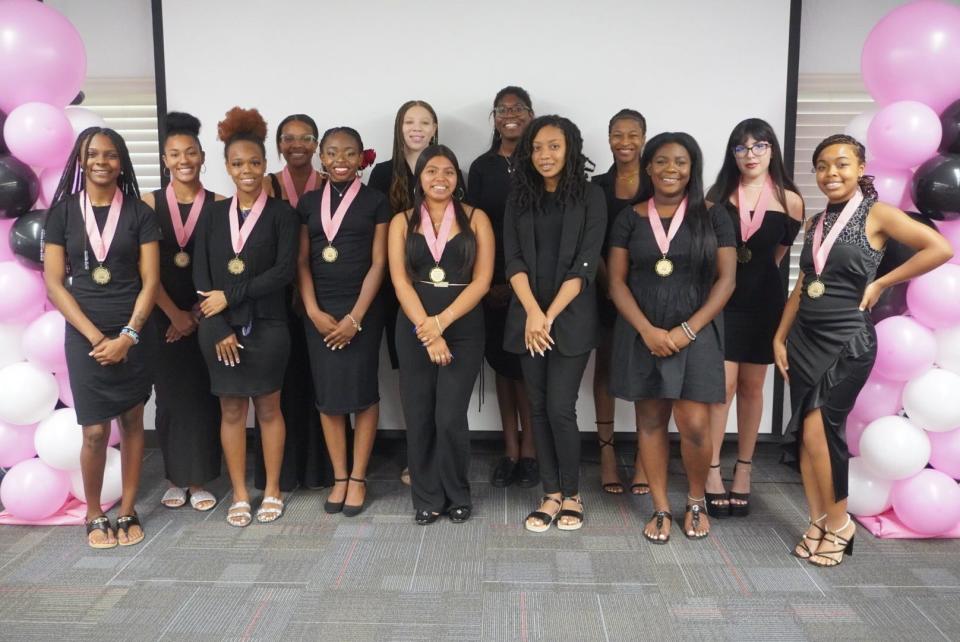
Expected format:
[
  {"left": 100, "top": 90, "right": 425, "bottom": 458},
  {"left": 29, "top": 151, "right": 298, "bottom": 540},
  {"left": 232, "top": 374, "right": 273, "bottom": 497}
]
[{"left": 360, "top": 148, "right": 377, "bottom": 170}]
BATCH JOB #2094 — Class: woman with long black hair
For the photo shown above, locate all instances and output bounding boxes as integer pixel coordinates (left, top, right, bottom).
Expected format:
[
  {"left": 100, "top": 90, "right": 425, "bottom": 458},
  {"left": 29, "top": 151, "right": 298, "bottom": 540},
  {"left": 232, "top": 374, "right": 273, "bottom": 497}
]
[
  {"left": 388, "top": 145, "right": 493, "bottom": 525},
  {"left": 503, "top": 115, "right": 606, "bottom": 533},
  {"left": 142, "top": 112, "right": 223, "bottom": 511},
  {"left": 43, "top": 127, "right": 161, "bottom": 548},
  {"left": 607, "top": 132, "right": 737, "bottom": 543}
]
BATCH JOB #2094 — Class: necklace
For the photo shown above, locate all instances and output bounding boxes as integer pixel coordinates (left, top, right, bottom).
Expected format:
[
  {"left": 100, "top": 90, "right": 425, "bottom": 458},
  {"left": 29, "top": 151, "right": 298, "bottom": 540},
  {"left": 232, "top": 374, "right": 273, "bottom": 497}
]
[
  {"left": 501, "top": 154, "right": 514, "bottom": 174},
  {"left": 330, "top": 181, "right": 350, "bottom": 198},
  {"left": 617, "top": 171, "right": 639, "bottom": 185}
]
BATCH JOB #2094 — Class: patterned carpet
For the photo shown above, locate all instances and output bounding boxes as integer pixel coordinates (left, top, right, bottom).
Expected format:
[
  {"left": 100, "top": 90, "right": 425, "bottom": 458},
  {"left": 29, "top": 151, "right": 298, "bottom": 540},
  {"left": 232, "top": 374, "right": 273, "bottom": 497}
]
[{"left": 0, "top": 440, "right": 958, "bottom": 641}]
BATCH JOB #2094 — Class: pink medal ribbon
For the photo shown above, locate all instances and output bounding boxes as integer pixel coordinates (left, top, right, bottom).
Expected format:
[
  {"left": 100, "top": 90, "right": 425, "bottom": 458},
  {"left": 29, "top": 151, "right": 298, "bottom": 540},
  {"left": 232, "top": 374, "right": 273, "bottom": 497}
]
[
  {"left": 646, "top": 197, "right": 687, "bottom": 277},
  {"left": 164, "top": 184, "right": 205, "bottom": 267},
  {"left": 226, "top": 189, "right": 268, "bottom": 275},
  {"left": 736, "top": 177, "right": 773, "bottom": 262},
  {"left": 281, "top": 166, "right": 318, "bottom": 208},
  {"left": 421, "top": 201, "right": 455, "bottom": 283},
  {"left": 81, "top": 189, "right": 123, "bottom": 284},
  {"left": 318, "top": 178, "right": 361, "bottom": 263},
  {"left": 807, "top": 190, "right": 864, "bottom": 298}
]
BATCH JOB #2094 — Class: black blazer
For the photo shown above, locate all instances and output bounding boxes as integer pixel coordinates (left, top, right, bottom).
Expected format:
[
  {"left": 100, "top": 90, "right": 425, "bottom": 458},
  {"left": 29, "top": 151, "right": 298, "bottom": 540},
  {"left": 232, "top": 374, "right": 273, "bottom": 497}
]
[{"left": 502, "top": 183, "right": 607, "bottom": 356}]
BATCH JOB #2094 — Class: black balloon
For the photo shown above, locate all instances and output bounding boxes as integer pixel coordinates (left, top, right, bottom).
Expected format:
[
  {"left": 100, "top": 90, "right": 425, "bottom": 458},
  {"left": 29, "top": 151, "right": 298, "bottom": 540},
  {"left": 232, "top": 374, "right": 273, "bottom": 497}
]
[
  {"left": 875, "top": 212, "right": 938, "bottom": 279},
  {"left": 871, "top": 281, "right": 909, "bottom": 323},
  {"left": 0, "top": 154, "right": 39, "bottom": 219},
  {"left": 940, "top": 99, "right": 960, "bottom": 155},
  {"left": 0, "top": 110, "right": 7, "bottom": 154},
  {"left": 70, "top": 91, "right": 85, "bottom": 106},
  {"left": 912, "top": 153, "right": 960, "bottom": 221},
  {"left": 9, "top": 209, "right": 47, "bottom": 270}
]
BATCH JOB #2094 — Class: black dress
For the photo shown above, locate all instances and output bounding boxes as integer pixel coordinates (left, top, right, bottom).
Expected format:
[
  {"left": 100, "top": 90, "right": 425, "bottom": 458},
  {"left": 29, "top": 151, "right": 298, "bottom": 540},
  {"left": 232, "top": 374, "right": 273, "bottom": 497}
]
[
  {"left": 43, "top": 194, "right": 162, "bottom": 426},
  {"left": 298, "top": 181, "right": 390, "bottom": 413},
  {"left": 592, "top": 166, "right": 639, "bottom": 328},
  {"left": 721, "top": 201, "right": 801, "bottom": 364},
  {"left": 609, "top": 204, "right": 736, "bottom": 403},
  {"left": 467, "top": 150, "right": 522, "bottom": 380},
  {"left": 783, "top": 198, "right": 883, "bottom": 501},
  {"left": 149, "top": 189, "right": 221, "bottom": 487},
  {"left": 396, "top": 225, "right": 485, "bottom": 513},
  {"left": 192, "top": 196, "right": 297, "bottom": 397}
]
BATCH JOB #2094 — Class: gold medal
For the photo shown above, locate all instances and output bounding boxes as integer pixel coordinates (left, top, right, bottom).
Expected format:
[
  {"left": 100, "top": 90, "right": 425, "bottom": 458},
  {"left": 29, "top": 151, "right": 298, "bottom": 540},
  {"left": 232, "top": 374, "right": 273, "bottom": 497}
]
[
  {"left": 91, "top": 265, "right": 111, "bottom": 285},
  {"left": 173, "top": 250, "right": 191, "bottom": 268},
  {"left": 322, "top": 245, "right": 338, "bottom": 263},
  {"left": 736, "top": 245, "right": 752, "bottom": 263},
  {"left": 227, "top": 257, "right": 245, "bottom": 275},
  {"left": 654, "top": 257, "right": 674, "bottom": 277},
  {"left": 807, "top": 278, "right": 826, "bottom": 299},
  {"left": 429, "top": 266, "right": 447, "bottom": 283}
]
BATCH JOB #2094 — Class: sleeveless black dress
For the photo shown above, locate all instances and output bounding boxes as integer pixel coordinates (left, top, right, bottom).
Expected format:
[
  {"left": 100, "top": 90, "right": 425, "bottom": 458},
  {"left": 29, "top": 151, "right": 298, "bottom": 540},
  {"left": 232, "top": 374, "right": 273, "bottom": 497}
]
[
  {"left": 782, "top": 197, "right": 884, "bottom": 501},
  {"left": 721, "top": 202, "right": 801, "bottom": 364}
]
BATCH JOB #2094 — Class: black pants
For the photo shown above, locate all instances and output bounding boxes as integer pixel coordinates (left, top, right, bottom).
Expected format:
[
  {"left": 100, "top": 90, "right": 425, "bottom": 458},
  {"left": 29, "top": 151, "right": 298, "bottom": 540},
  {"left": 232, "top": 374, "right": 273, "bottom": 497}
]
[{"left": 521, "top": 350, "right": 591, "bottom": 497}]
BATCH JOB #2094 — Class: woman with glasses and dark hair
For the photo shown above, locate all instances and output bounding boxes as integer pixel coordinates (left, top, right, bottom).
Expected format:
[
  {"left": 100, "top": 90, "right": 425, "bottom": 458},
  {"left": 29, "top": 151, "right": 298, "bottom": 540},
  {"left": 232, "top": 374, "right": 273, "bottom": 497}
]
[
  {"left": 702, "top": 119, "right": 804, "bottom": 519},
  {"left": 466, "top": 86, "right": 539, "bottom": 490},
  {"left": 265, "top": 114, "right": 323, "bottom": 207},
  {"left": 607, "top": 132, "right": 737, "bottom": 544},
  {"left": 388, "top": 144, "right": 494, "bottom": 525}
]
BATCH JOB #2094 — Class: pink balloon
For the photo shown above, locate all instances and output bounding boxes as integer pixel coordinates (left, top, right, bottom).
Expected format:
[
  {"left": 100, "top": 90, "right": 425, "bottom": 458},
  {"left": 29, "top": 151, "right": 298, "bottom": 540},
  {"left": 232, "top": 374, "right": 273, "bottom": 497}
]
[
  {"left": 0, "top": 457, "right": 70, "bottom": 521},
  {"left": 109, "top": 420, "right": 121, "bottom": 447},
  {"left": 851, "top": 374, "right": 904, "bottom": 425},
  {"left": 935, "top": 220, "right": 960, "bottom": 265},
  {"left": 3, "top": 103, "right": 75, "bottom": 169},
  {"left": 928, "top": 427, "right": 960, "bottom": 479},
  {"left": 21, "top": 310, "right": 67, "bottom": 373},
  {"left": 861, "top": 0, "right": 960, "bottom": 114},
  {"left": 0, "top": 261, "right": 46, "bottom": 324},
  {"left": 55, "top": 371, "right": 74, "bottom": 407},
  {"left": 0, "top": 420, "right": 37, "bottom": 467},
  {"left": 846, "top": 416, "right": 869, "bottom": 457},
  {"left": 900, "top": 189, "right": 919, "bottom": 214},
  {"left": 0, "top": 219, "right": 14, "bottom": 262},
  {"left": 873, "top": 315, "right": 938, "bottom": 381},
  {"left": 864, "top": 161, "right": 913, "bottom": 206},
  {"left": 0, "top": 1, "right": 86, "bottom": 113},
  {"left": 907, "top": 263, "right": 960, "bottom": 329},
  {"left": 38, "top": 166, "right": 65, "bottom": 209},
  {"left": 891, "top": 468, "right": 960, "bottom": 535},
  {"left": 867, "top": 101, "right": 942, "bottom": 168}
]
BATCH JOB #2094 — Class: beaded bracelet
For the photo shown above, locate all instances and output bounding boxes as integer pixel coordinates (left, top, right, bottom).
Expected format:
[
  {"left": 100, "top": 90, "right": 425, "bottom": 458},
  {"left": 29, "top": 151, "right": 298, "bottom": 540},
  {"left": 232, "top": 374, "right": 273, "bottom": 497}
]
[
  {"left": 346, "top": 313, "right": 362, "bottom": 332},
  {"left": 681, "top": 322, "right": 697, "bottom": 342},
  {"left": 120, "top": 326, "right": 140, "bottom": 345}
]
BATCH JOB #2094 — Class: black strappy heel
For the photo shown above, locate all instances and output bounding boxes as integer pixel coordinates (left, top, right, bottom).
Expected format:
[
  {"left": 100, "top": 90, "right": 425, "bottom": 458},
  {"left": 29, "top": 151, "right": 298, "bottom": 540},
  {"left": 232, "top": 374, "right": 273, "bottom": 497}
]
[
  {"left": 791, "top": 514, "right": 827, "bottom": 559},
  {"left": 808, "top": 516, "right": 855, "bottom": 568},
  {"left": 705, "top": 463, "right": 730, "bottom": 519},
  {"left": 597, "top": 423, "right": 624, "bottom": 494},
  {"left": 729, "top": 459, "right": 752, "bottom": 517}
]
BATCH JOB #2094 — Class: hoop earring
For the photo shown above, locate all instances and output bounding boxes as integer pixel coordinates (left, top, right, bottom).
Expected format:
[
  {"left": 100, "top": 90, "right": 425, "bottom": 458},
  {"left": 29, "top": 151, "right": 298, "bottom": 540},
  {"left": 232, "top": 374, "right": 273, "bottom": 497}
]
[
  {"left": 356, "top": 167, "right": 363, "bottom": 180},
  {"left": 454, "top": 186, "right": 465, "bottom": 200},
  {"left": 162, "top": 167, "right": 170, "bottom": 178},
  {"left": 201, "top": 164, "right": 207, "bottom": 175}
]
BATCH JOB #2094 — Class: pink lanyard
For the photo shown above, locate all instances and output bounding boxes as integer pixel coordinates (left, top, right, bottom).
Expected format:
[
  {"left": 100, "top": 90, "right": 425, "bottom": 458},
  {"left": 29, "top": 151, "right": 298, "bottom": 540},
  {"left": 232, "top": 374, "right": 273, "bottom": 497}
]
[
  {"left": 228, "top": 189, "right": 268, "bottom": 255},
  {"left": 81, "top": 189, "right": 122, "bottom": 262},
  {"left": 281, "top": 166, "right": 318, "bottom": 208},
  {"left": 812, "top": 191, "right": 864, "bottom": 276},
  {"left": 646, "top": 197, "right": 687, "bottom": 255},
  {"left": 164, "top": 184, "right": 205, "bottom": 249},
  {"left": 737, "top": 177, "right": 773, "bottom": 244}
]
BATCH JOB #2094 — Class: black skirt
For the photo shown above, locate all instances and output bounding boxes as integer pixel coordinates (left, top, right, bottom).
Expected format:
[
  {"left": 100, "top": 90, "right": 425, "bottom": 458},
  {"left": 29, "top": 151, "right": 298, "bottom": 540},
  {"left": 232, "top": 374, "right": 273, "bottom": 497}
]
[{"left": 199, "top": 319, "right": 289, "bottom": 397}]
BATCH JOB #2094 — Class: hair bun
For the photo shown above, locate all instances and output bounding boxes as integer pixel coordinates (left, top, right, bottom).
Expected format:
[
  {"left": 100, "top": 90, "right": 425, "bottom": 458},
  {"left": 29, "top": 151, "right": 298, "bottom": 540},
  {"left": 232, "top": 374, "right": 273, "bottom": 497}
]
[
  {"left": 165, "top": 111, "right": 201, "bottom": 137},
  {"left": 217, "top": 107, "right": 268, "bottom": 145}
]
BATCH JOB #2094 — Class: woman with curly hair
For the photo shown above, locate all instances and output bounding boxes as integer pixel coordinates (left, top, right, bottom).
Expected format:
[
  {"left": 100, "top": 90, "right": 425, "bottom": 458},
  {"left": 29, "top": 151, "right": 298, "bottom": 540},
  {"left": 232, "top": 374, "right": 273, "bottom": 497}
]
[
  {"left": 192, "top": 107, "right": 299, "bottom": 527},
  {"left": 774, "top": 134, "right": 951, "bottom": 567},
  {"left": 503, "top": 115, "right": 606, "bottom": 532}
]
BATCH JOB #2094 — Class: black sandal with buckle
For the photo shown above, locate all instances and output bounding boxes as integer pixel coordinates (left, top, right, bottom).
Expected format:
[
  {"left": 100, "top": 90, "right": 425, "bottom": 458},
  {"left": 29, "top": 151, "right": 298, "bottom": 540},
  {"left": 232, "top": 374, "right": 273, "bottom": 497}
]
[
  {"left": 85, "top": 515, "right": 117, "bottom": 550},
  {"left": 685, "top": 497, "right": 710, "bottom": 540},
  {"left": 644, "top": 510, "right": 672, "bottom": 544},
  {"left": 116, "top": 512, "right": 144, "bottom": 547}
]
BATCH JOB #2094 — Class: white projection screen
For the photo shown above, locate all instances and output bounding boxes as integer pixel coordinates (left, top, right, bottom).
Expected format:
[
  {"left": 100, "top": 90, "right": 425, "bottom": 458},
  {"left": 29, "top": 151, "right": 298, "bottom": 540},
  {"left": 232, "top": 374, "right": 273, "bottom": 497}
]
[{"left": 161, "top": 0, "right": 794, "bottom": 433}]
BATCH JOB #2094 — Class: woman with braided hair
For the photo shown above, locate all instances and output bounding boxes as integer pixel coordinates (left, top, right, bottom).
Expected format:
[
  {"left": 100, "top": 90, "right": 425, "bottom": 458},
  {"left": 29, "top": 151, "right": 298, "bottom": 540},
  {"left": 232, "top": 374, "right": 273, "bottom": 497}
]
[
  {"left": 774, "top": 134, "right": 951, "bottom": 567},
  {"left": 43, "top": 127, "right": 161, "bottom": 548}
]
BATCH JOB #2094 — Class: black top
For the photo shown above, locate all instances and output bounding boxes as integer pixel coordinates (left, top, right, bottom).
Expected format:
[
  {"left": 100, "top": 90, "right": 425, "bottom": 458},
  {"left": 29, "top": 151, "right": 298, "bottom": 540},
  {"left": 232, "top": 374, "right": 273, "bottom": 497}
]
[
  {"left": 467, "top": 150, "right": 515, "bottom": 283},
  {"left": 534, "top": 193, "right": 564, "bottom": 307},
  {"left": 192, "top": 196, "right": 298, "bottom": 341},
  {"left": 592, "top": 165, "right": 640, "bottom": 257},
  {"left": 502, "top": 184, "right": 607, "bottom": 356},
  {"left": 44, "top": 193, "right": 162, "bottom": 329},
  {"left": 368, "top": 157, "right": 466, "bottom": 214},
  {"left": 297, "top": 181, "right": 391, "bottom": 303},
  {"left": 151, "top": 188, "right": 215, "bottom": 312}
]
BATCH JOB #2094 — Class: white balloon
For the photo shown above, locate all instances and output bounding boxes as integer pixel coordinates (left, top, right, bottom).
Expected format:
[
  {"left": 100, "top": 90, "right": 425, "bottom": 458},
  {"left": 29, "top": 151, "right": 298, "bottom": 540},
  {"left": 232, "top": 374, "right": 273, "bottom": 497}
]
[
  {"left": 903, "top": 368, "right": 960, "bottom": 432},
  {"left": 845, "top": 109, "right": 877, "bottom": 160},
  {"left": 0, "top": 322, "right": 26, "bottom": 369},
  {"left": 33, "top": 407, "right": 82, "bottom": 470},
  {"left": 860, "top": 415, "right": 931, "bottom": 480},
  {"left": 934, "top": 325, "right": 960, "bottom": 375},
  {"left": 0, "top": 362, "right": 59, "bottom": 425},
  {"left": 69, "top": 447, "right": 121, "bottom": 504},
  {"left": 847, "top": 457, "right": 894, "bottom": 516},
  {"left": 63, "top": 106, "right": 106, "bottom": 138}
]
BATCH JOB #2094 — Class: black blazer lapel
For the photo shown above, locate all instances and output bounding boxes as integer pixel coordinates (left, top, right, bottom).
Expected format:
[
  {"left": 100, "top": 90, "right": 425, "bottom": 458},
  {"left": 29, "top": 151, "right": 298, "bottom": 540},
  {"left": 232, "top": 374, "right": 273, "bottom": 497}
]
[
  {"left": 553, "top": 202, "right": 584, "bottom": 290},
  {"left": 520, "top": 209, "right": 537, "bottom": 286}
]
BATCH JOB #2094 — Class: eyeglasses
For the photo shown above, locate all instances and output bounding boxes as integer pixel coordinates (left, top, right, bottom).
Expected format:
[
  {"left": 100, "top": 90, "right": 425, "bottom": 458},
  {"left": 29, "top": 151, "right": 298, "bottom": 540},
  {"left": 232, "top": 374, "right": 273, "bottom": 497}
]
[
  {"left": 280, "top": 134, "right": 318, "bottom": 145},
  {"left": 493, "top": 104, "right": 530, "bottom": 117},
  {"left": 733, "top": 142, "right": 771, "bottom": 157}
]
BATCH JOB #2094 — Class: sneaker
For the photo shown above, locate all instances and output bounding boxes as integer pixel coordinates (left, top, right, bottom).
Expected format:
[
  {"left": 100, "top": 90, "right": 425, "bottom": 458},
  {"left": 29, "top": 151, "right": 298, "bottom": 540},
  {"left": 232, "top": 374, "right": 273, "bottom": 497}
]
[
  {"left": 491, "top": 457, "right": 517, "bottom": 487},
  {"left": 514, "top": 458, "right": 540, "bottom": 488}
]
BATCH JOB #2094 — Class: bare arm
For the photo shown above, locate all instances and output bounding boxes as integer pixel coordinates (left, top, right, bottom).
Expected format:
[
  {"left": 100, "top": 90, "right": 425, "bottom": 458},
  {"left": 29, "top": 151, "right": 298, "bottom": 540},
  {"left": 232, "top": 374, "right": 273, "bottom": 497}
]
[
  {"left": 43, "top": 244, "right": 104, "bottom": 346},
  {"left": 607, "top": 245, "right": 678, "bottom": 357},
  {"left": 682, "top": 246, "right": 736, "bottom": 336},
  {"left": 388, "top": 212, "right": 430, "bottom": 328},
  {"left": 773, "top": 274, "right": 804, "bottom": 382}
]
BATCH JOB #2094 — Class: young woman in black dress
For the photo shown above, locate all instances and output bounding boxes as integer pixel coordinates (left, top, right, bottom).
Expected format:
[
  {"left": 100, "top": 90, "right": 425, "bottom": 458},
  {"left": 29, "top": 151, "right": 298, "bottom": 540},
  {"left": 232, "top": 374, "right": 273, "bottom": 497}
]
[
  {"left": 193, "top": 107, "right": 298, "bottom": 527},
  {"left": 388, "top": 145, "right": 494, "bottom": 525},
  {"left": 607, "top": 132, "right": 737, "bottom": 543},
  {"left": 703, "top": 119, "right": 804, "bottom": 519},
  {"left": 466, "top": 86, "right": 539, "bottom": 489},
  {"left": 590, "top": 108, "right": 650, "bottom": 496},
  {"left": 503, "top": 116, "right": 606, "bottom": 533},
  {"left": 774, "top": 134, "right": 951, "bottom": 566},
  {"left": 257, "top": 113, "right": 331, "bottom": 495},
  {"left": 298, "top": 126, "right": 389, "bottom": 516},
  {"left": 43, "top": 128, "right": 161, "bottom": 548},
  {"left": 142, "top": 112, "right": 223, "bottom": 512}
]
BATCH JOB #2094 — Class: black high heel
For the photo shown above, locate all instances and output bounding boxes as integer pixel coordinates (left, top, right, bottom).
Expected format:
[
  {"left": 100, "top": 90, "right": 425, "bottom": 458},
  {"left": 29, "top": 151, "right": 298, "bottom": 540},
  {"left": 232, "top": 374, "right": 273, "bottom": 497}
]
[
  {"left": 597, "top": 425, "right": 624, "bottom": 494},
  {"left": 729, "top": 459, "right": 752, "bottom": 518},
  {"left": 808, "top": 516, "right": 855, "bottom": 568},
  {"left": 342, "top": 477, "right": 367, "bottom": 517},
  {"left": 705, "top": 463, "right": 730, "bottom": 519},
  {"left": 323, "top": 478, "right": 348, "bottom": 514},
  {"left": 791, "top": 514, "right": 827, "bottom": 559}
]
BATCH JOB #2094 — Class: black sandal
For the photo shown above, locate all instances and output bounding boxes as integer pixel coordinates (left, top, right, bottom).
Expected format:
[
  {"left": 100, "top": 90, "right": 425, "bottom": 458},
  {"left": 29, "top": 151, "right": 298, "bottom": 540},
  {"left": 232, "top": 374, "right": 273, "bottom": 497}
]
[
  {"left": 449, "top": 506, "right": 471, "bottom": 523},
  {"left": 792, "top": 514, "right": 827, "bottom": 559},
  {"left": 684, "top": 497, "right": 710, "bottom": 540},
  {"left": 524, "top": 496, "right": 562, "bottom": 533},
  {"left": 342, "top": 477, "right": 367, "bottom": 517},
  {"left": 556, "top": 496, "right": 584, "bottom": 531},
  {"left": 324, "top": 477, "right": 349, "bottom": 514},
  {"left": 705, "top": 463, "right": 730, "bottom": 519},
  {"left": 415, "top": 509, "right": 440, "bottom": 525},
  {"left": 630, "top": 446, "right": 650, "bottom": 495},
  {"left": 597, "top": 427, "right": 624, "bottom": 494},
  {"left": 808, "top": 516, "right": 855, "bottom": 568},
  {"left": 729, "top": 459, "right": 751, "bottom": 517},
  {"left": 644, "top": 510, "right": 672, "bottom": 544},
  {"left": 85, "top": 515, "right": 117, "bottom": 550},
  {"left": 116, "top": 512, "right": 144, "bottom": 547}
]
